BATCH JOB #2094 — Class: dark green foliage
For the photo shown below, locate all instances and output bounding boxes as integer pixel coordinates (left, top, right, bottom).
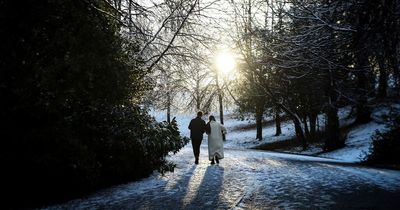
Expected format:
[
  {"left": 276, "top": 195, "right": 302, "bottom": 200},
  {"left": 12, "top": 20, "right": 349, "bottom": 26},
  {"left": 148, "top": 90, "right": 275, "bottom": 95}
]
[
  {"left": 365, "top": 115, "right": 400, "bottom": 167},
  {"left": 0, "top": 0, "right": 187, "bottom": 208}
]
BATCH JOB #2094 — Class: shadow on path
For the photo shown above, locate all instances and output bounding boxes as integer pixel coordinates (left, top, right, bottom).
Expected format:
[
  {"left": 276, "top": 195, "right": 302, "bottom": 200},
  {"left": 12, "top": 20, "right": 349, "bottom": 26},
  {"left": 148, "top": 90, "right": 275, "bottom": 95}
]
[
  {"left": 129, "top": 164, "right": 227, "bottom": 209},
  {"left": 185, "top": 165, "right": 227, "bottom": 210}
]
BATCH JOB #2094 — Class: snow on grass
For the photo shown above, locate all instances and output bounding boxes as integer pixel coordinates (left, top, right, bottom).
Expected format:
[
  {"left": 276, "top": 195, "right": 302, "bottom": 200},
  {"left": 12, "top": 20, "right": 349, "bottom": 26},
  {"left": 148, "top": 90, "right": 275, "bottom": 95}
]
[
  {"left": 371, "top": 102, "right": 400, "bottom": 123},
  {"left": 320, "top": 104, "right": 398, "bottom": 162},
  {"left": 225, "top": 106, "right": 354, "bottom": 151},
  {"left": 224, "top": 120, "right": 295, "bottom": 149},
  {"left": 150, "top": 103, "right": 397, "bottom": 164},
  {"left": 320, "top": 122, "right": 388, "bottom": 162},
  {"left": 338, "top": 106, "right": 355, "bottom": 127}
]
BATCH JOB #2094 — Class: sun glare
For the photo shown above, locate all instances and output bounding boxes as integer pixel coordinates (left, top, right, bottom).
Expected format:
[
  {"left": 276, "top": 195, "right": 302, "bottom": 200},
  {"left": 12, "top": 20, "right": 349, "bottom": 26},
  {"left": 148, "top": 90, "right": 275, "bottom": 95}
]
[{"left": 216, "top": 52, "right": 235, "bottom": 74}]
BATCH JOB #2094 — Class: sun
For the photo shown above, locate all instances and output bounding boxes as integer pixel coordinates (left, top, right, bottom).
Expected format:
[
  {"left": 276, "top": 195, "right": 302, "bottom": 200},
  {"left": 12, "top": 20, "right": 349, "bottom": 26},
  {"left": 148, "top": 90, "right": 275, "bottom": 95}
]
[{"left": 215, "top": 52, "right": 235, "bottom": 74}]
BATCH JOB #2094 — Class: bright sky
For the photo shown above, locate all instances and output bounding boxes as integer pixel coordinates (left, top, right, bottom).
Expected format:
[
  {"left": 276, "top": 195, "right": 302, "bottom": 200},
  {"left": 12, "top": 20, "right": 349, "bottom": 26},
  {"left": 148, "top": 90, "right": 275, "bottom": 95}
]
[{"left": 215, "top": 51, "right": 236, "bottom": 74}]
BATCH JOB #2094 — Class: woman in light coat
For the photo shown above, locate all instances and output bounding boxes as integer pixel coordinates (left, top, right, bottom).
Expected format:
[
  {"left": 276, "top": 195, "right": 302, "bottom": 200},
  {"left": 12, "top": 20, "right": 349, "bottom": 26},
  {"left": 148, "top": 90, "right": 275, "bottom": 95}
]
[{"left": 206, "top": 115, "right": 227, "bottom": 164}]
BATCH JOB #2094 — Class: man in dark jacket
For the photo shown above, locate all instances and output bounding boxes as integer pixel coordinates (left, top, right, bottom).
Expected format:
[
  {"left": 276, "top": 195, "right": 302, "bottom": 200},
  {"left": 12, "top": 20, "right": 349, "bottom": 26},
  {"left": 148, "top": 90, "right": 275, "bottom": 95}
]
[{"left": 188, "top": 111, "right": 206, "bottom": 164}]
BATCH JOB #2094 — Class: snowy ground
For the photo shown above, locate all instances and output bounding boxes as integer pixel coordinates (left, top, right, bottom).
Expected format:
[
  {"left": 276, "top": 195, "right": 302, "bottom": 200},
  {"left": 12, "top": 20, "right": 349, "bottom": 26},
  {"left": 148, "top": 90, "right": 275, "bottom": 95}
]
[
  {"left": 152, "top": 104, "right": 396, "bottom": 163},
  {"left": 43, "top": 144, "right": 400, "bottom": 209},
  {"left": 320, "top": 121, "right": 387, "bottom": 162},
  {"left": 42, "top": 106, "right": 400, "bottom": 209}
]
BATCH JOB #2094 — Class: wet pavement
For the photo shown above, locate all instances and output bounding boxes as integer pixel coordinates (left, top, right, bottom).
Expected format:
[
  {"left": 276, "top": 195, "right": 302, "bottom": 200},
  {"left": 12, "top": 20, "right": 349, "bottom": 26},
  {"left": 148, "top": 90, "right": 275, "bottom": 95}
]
[{"left": 43, "top": 144, "right": 400, "bottom": 210}]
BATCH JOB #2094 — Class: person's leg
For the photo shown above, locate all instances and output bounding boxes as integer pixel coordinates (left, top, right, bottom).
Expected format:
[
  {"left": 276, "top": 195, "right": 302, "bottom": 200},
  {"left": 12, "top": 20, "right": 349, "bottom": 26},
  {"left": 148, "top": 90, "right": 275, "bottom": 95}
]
[
  {"left": 191, "top": 138, "right": 201, "bottom": 164},
  {"left": 210, "top": 153, "right": 215, "bottom": 164}
]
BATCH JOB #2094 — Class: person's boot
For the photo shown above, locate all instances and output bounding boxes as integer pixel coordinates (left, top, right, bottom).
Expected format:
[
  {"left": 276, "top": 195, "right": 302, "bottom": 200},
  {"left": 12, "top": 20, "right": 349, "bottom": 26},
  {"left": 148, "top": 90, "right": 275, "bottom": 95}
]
[
  {"left": 215, "top": 156, "right": 219, "bottom": 164},
  {"left": 195, "top": 158, "right": 199, "bottom": 164},
  {"left": 210, "top": 158, "right": 215, "bottom": 165}
]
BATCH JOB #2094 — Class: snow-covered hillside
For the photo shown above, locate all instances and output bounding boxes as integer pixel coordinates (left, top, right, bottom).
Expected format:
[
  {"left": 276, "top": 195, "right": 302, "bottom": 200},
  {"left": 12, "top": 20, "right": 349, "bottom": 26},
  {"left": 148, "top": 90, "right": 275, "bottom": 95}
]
[{"left": 150, "top": 103, "right": 398, "bottom": 163}]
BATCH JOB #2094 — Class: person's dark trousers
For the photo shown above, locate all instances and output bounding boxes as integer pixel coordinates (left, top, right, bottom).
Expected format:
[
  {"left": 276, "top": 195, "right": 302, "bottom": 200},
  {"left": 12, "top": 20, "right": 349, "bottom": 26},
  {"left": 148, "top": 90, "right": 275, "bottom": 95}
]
[{"left": 191, "top": 138, "right": 202, "bottom": 163}]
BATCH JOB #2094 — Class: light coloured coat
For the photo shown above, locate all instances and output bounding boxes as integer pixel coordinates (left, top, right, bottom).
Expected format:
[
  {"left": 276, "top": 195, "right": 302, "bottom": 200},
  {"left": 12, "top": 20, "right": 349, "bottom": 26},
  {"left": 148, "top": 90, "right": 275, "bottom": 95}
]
[{"left": 207, "top": 121, "right": 227, "bottom": 161}]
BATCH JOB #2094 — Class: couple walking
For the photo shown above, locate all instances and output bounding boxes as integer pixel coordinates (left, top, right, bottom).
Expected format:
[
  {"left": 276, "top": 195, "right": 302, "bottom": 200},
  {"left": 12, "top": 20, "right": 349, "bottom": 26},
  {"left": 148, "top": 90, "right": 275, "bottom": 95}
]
[{"left": 188, "top": 111, "right": 227, "bottom": 165}]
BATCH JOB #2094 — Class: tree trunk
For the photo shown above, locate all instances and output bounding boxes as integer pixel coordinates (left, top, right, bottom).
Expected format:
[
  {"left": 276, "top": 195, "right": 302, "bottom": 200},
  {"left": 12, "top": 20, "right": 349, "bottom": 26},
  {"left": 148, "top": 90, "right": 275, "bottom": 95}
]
[
  {"left": 216, "top": 71, "right": 225, "bottom": 140},
  {"left": 219, "top": 90, "right": 225, "bottom": 141},
  {"left": 377, "top": 55, "right": 387, "bottom": 99},
  {"left": 355, "top": 72, "right": 371, "bottom": 123},
  {"left": 354, "top": 47, "right": 371, "bottom": 124},
  {"left": 324, "top": 106, "right": 342, "bottom": 151},
  {"left": 166, "top": 93, "right": 171, "bottom": 123},
  {"left": 390, "top": 43, "right": 399, "bottom": 93},
  {"left": 293, "top": 116, "right": 307, "bottom": 150},
  {"left": 302, "top": 115, "right": 310, "bottom": 140},
  {"left": 255, "top": 104, "right": 263, "bottom": 140},
  {"left": 354, "top": 5, "right": 372, "bottom": 124},
  {"left": 218, "top": 91, "right": 224, "bottom": 125},
  {"left": 387, "top": 0, "right": 400, "bottom": 93},
  {"left": 309, "top": 112, "right": 317, "bottom": 142},
  {"left": 274, "top": 106, "right": 282, "bottom": 136},
  {"left": 390, "top": 50, "right": 400, "bottom": 93},
  {"left": 325, "top": 66, "right": 342, "bottom": 150},
  {"left": 276, "top": 103, "right": 306, "bottom": 148}
]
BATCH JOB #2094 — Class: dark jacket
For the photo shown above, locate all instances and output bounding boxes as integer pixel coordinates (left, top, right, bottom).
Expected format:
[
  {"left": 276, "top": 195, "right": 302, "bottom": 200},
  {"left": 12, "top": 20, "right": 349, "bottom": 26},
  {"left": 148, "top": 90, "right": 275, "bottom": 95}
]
[{"left": 188, "top": 116, "right": 206, "bottom": 140}]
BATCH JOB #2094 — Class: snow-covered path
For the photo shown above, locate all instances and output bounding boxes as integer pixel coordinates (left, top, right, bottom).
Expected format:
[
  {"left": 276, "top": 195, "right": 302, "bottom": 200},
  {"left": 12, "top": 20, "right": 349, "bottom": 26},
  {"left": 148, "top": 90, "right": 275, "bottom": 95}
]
[{"left": 44, "top": 143, "right": 400, "bottom": 210}]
